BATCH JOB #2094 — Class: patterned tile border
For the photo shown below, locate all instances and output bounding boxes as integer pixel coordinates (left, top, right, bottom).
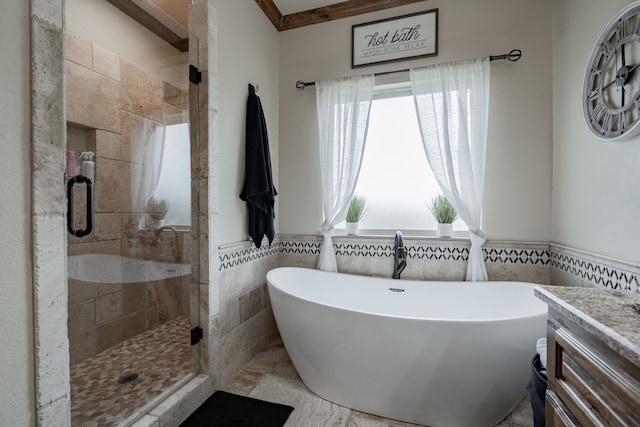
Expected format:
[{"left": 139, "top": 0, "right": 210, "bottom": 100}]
[
  {"left": 219, "top": 237, "right": 639, "bottom": 291},
  {"left": 550, "top": 244, "right": 640, "bottom": 291},
  {"left": 484, "top": 247, "right": 550, "bottom": 265},
  {"left": 331, "top": 240, "right": 474, "bottom": 261},
  {"left": 282, "top": 236, "right": 550, "bottom": 264},
  {"left": 219, "top": 235, "right": 550, "bottom": 268},
  {"left": 410, "top": 245, "right": 470, "bottom": 261},
  {"left": 219, "top": 238, "right": 282, "bottom": 270},
  {"left": 281, "top": 239, "right": 321, "bottom": 255}
]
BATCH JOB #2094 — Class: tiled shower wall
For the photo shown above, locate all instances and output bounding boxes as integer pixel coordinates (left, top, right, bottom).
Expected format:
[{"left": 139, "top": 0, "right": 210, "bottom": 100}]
[{"left": 65, "top": 34, "right": 191, "bottom": 364}]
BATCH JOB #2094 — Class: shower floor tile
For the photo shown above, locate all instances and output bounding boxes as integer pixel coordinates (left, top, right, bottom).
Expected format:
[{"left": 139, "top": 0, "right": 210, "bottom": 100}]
[
  {"left": 70, "top": 315, "right": 192, "bottom": 426},
  {"left": 223, "top": 339, "right": 533, "bottom": 427}
]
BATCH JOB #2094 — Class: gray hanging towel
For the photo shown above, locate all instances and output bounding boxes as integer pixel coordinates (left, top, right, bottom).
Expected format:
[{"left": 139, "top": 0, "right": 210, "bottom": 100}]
[{"left": 240, "top": 84, "right": 277, "bottom": 248}]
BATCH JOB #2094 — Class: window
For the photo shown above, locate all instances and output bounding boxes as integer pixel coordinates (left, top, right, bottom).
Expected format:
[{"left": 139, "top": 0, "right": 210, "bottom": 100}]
[
  {"left": 153, "top": 123, "right": 191, "bottom": 226},
  {"left": 342, "top": 83, "right": 466, "bottom": 235}
]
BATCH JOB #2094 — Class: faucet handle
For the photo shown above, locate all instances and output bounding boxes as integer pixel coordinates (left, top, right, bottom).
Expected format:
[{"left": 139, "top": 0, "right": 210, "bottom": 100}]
[
  {"left": 395, "top": 230, "right": 404, "bottom": 246},
  {"left": 399, "top": 246, "right": 407, "bottom": 259}
]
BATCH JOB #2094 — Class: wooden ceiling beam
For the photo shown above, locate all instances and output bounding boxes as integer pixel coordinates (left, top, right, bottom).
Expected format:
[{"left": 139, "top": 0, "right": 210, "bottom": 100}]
[
  {"left": 255, "top": 0, "right": 284, "bottom": 30},
  {"left": 105, "top": 0, "right": 188, "bottom": 52},
  {"left": 103, "top": 0, "right": 428, "bottom": 49},
  {"left": 268, "top": 0, "right": 429, "bottom": 31},
  {"left": 107, "top": 0, "right": 427, "bottom": 47}
]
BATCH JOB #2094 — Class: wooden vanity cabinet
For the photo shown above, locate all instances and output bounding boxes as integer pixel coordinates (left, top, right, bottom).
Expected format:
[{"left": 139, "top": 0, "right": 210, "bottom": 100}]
[{"left": 545, "top": 309, "right": 640, "bottom": 426}]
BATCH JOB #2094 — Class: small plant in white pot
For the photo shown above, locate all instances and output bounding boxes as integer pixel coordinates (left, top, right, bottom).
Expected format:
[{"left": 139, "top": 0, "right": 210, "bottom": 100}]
[
  {"left": 146, "top": 197, "right": 169, "bottom": 228},
  {"left": 346, "top": 195, "right": 367, "bottom": 235},
  {"left": 429, "top": 195, "right": 457, "bottom": 237}
]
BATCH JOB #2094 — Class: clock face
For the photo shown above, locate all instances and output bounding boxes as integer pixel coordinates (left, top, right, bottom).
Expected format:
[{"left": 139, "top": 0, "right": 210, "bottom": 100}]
[{"left": 583, "top": 2, "right": 640, "bottom": 141}]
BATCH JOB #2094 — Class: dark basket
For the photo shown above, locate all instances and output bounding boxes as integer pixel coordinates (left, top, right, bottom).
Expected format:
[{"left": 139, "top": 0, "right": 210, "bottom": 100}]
[{"left": 530, "top": 353, "right": 547, "bottom": 427}]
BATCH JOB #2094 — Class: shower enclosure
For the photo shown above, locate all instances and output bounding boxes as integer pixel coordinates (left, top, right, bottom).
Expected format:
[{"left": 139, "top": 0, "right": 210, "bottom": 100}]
[{"left": 64, "top": 14, "right": 200, "bottom": 425}]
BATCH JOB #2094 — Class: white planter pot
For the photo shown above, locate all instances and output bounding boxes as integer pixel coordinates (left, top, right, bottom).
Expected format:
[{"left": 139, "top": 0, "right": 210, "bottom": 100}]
[
  {"left": 436, "top": 223, "right": 453, "bottom": 238},
  {"left": 346, "top": 222, "right": 359, "bottom": 235}
]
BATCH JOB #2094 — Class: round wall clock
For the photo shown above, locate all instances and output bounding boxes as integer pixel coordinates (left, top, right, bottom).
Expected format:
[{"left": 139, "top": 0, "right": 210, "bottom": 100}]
[{"left": 583, "top": 1, "right": 640, "bottom": 141}]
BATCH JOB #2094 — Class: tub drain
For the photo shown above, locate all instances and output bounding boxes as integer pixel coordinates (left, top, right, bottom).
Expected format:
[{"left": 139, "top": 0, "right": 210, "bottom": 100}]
[{"left": 117, "top": 373, "right": 139, "bottom": 384}]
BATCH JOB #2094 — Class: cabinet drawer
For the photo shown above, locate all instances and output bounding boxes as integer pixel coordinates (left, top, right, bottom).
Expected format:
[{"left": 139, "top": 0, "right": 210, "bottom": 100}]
[
  {"left": 549, "top": 325, "right": 640, "bottom": 426},
  {"left": 546, "top": 390, "right": 580, "bottom": 427}
]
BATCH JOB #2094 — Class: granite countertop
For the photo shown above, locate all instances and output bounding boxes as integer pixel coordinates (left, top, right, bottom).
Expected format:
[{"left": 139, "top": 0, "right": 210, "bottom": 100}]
[{"left": 535, "top": 285, "right": 640, "bottom": 368}]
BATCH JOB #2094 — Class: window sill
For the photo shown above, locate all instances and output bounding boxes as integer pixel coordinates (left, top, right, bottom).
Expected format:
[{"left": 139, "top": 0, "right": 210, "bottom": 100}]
[{"left": 335, "top": 229, "right": 469, "bottom": 239}]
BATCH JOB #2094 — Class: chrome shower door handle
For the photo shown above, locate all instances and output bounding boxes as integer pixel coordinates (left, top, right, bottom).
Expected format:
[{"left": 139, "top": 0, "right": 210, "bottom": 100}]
[{"left": 66, "top": 175, "right": 93, "bottom": 237}]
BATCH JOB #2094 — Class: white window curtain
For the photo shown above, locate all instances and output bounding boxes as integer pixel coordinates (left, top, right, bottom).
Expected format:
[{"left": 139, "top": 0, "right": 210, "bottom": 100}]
[
  {"left": 316, "top": 75, "right": 375, "bottom": 272},
  {"left": 131, "top": 121, "right": 166, "bottom": 227},
  {"left": 410, "top": 58, "right": 490, "bottom": 281}
]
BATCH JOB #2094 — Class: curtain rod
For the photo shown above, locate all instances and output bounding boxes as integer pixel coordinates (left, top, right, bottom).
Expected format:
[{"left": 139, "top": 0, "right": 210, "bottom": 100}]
[{"left": 295, "top": 49, "right": 522, "bottom": 90}]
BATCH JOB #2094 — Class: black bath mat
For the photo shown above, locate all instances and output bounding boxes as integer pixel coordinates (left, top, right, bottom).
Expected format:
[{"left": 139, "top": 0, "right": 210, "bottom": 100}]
[{"left": 180, "top": 390, "right": 294, "bottom": 427}]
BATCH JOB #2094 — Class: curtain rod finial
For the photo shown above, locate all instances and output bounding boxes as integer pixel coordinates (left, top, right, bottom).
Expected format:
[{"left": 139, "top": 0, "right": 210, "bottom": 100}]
[{"left": 506, "top": 49, "right": 522, "bottom": 61}]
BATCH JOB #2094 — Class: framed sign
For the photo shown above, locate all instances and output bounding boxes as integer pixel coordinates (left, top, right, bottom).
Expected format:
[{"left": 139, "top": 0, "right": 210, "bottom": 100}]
[{"left": 352, "top": 9, "right": 438, "bottom": 68}]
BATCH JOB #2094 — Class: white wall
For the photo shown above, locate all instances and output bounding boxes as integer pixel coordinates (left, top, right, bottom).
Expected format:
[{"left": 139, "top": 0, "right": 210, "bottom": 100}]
[
  {"left": 212, "top": 0, "right": 280, "bottom": 245},
  {"left": 0, "top": 0, "right": 35, "bottom": 424},
  {"left": 278, "top": 0, "right": 553, "bottom": 241},
  {"left": 552, "top": 0, "right": 640, "bottom": 264}
]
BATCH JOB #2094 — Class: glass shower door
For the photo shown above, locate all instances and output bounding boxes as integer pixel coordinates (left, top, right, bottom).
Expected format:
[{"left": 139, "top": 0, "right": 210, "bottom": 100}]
[{"left": 65, "top": 27, "right": 199, "bottom": 426}]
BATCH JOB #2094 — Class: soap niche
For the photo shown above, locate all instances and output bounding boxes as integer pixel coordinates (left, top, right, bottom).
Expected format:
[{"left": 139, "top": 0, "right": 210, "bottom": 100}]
[
  {"left": 66, "top": 125, "right": 96, "bottom": 238},
  {"left": 67, "top": 124, "right": 96, "bottom": 180}
]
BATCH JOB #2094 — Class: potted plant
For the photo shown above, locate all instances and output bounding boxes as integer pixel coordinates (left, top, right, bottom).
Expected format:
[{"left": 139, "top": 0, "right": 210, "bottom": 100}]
[
  {"left": 146, "top": 197, "right": 169, "bottom": 228},
  {"left": 429, "top": 194, "right": 457, "bottom": 237},
  {"left": 346, "top": 195, "right": 367, "bottom": 235}
]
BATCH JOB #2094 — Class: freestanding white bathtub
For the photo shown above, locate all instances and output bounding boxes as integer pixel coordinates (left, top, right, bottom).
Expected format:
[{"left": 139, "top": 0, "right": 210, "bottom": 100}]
[{"left": 266, "top": 267, "right": 547, "bottom": 427}]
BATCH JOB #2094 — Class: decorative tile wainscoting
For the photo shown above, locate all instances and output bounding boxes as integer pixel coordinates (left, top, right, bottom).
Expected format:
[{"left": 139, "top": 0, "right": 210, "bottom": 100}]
[
  {"left": 550, "top": 244, "right": 640, "bottom": 291},
  {"left": 278, "top": 234, "right": 551, "bottom": 284},
  {"left": 217, "top": 241, "right": 280, "bottom": 387},
  {"left": 215, "top": 235, "right": 639, "bottom": 392}
]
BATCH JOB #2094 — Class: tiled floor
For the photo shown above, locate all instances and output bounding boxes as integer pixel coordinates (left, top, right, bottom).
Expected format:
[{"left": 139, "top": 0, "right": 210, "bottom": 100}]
[
  {"left": 70, "top": 315, "right": 192, "bottom": 426},
  {"left": 70, "top": 320, "right": 533, "bottom": 427},
  {"left": 223, "top": 339, "right": 534, "bottom": 427}
]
